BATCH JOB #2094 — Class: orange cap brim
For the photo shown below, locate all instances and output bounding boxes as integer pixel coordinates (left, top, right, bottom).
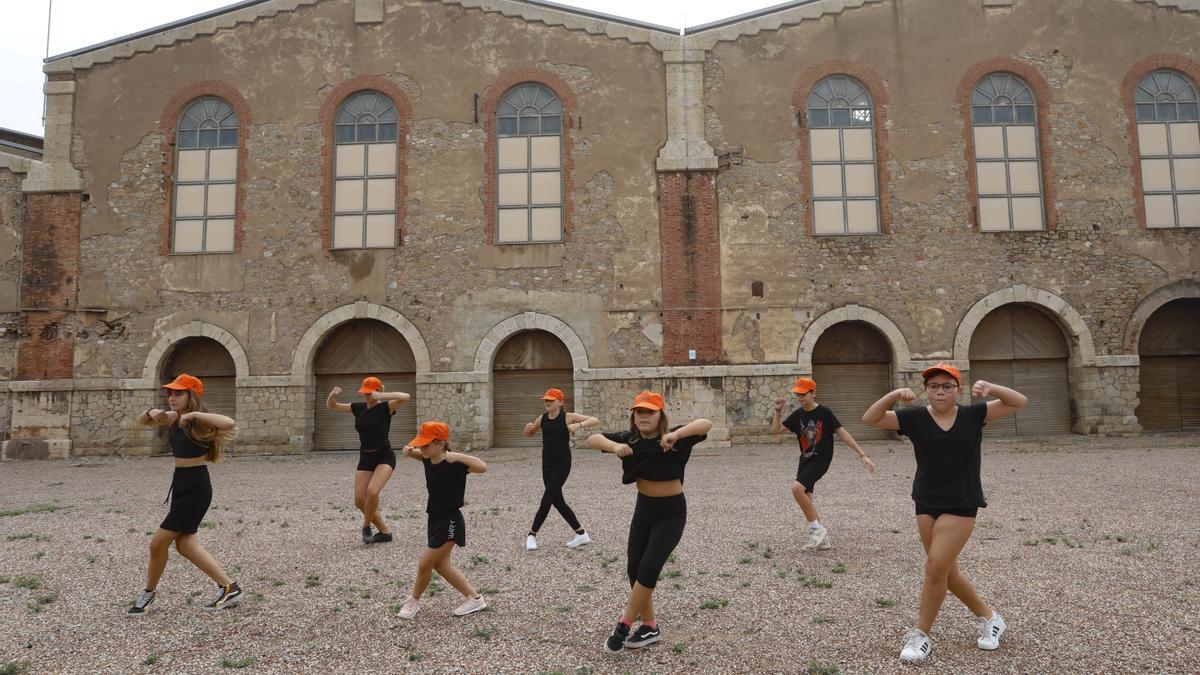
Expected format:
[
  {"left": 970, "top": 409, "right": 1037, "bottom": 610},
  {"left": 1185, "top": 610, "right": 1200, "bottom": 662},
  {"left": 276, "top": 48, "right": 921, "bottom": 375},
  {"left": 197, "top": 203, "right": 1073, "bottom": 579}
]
[
  {"left": 630, "top": 403, "right": 663, "bottom": 411},
  {"left": 358, "top": 387, "right": 375, "bottom": 394},
  {"left": 409, "top": 435, "right": 436, "bottom": 447},
  {"left": 922, "top": 367, "right": 960, "bottom": 383},
  {"left": 162, "top": 383, "right": 191, "bottom": 390}
]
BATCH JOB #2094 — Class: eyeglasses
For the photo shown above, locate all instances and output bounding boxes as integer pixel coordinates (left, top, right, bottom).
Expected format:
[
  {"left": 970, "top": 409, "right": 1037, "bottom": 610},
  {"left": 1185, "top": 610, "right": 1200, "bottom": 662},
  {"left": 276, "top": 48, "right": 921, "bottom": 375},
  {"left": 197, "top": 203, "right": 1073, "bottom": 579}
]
[{"left": 924, "top": 383, "right": 959, "bottom": 392}]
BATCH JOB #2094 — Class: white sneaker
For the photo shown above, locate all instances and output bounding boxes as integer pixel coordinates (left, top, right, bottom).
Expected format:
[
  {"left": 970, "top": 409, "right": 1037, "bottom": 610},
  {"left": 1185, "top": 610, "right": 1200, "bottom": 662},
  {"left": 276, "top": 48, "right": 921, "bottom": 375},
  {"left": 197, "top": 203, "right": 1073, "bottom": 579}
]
[
  {"left": 566, "top": 532, "right": 591, "bottom": 548},
  {"left": 452, "top": 594, "right": 487, "bottom": 616},
  {"left": 397, "top": 596, "right": 420, "bottom": 620},
  {"left": 526, "top": 534, "right": 538, "bottom": 550},
  {"left": 977, "top": 611, "right": 1006, "bottom": 650},
  {"left": 900, "top": 628, "right": 932, "bottom": 662},
  {"left": 802, "top": 525, "right": 831, "bottom": 551}
]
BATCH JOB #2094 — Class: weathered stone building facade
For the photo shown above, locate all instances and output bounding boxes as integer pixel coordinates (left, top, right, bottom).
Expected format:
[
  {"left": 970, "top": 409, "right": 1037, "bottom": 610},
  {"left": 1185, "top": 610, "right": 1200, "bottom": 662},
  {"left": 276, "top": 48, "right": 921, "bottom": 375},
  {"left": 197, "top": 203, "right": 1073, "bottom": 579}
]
[{"left": 2, "top": 0, "right": 1197, "bottom": 458}]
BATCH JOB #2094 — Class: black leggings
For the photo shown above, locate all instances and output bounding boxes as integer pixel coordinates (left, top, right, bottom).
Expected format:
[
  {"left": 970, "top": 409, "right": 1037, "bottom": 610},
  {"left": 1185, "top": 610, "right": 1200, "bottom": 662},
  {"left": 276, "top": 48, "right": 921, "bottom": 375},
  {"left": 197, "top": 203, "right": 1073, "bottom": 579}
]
[
  {"left": 531, "top": 465, "right": 581, "bottom": 533},
  {"left": 627, "top": 493, "right": 687, "bottom": 589}
]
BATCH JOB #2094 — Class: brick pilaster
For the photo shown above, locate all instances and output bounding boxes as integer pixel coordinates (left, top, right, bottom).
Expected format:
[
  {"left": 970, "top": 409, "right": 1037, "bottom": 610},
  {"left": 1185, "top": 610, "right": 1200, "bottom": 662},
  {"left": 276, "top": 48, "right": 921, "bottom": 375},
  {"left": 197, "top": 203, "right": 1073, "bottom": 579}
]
[
  {"left": 658, "top": 171, "right": 722, "bottom": 365},
  {"left": 17, "top": 192, "right": 81, "bottom": 379}
]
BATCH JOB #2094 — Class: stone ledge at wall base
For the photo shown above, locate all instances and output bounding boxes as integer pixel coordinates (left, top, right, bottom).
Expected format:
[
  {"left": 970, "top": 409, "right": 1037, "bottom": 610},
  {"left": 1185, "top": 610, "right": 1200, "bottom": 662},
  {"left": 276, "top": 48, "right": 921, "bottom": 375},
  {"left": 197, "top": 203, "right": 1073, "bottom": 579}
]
[{"left": 2, "top": 439, "right": 72, "bottom": 460}]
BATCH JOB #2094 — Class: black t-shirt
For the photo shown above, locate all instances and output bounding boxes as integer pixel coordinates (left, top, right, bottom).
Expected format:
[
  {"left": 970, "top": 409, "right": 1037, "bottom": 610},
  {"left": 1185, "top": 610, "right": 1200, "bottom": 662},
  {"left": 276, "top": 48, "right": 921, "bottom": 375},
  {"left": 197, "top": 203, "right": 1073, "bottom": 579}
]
[
  {"left": 350, "top": 402, "right": 394, "bottom": 452},
  {"left": 896, "top": 402, "right": 988, "bottom": 509},
  {"left": 169, "top": 422, "right": 209, "bottom": 459},
  {"left": 602, "top": 425, "right": 707, "bottom": 484},
  {"left": 782, "top": 405, "right": 842, "bottom": 464},
  {"left": 540, "top": 412, "right": 571, "bottom": 470},
  {"left": 423, "top": 456, "right": 470, "bottom": 514}
]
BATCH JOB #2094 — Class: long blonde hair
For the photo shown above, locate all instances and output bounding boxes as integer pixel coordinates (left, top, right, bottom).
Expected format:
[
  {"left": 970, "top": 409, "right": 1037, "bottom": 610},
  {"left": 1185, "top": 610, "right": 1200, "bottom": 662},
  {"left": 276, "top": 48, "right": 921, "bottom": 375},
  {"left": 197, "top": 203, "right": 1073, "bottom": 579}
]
[
  {"left": 627, "top": 409, "right": 669, "bottom": 441},
  {"left": 179, "top": 392, "right": 236, "bottom": 463}
]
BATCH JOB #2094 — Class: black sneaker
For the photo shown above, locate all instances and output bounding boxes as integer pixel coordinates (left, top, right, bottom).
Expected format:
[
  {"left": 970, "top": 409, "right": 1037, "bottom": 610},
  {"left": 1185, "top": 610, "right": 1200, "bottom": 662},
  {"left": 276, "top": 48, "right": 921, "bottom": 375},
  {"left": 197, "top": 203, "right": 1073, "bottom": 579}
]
[
  {"left": 127, "top": 589, "right": 155, "bottom": 616},
  {"left": 625, "top": 623, "right": 661, "bottom": 648},
  {"left": 604, "top": 621, "right": 631, "bottom": 654},
  {"left": 203, "top": 581, "right": 243, "bottom": 611},
  {"left": 370, "top": 531, "right": 393, "bottom": 544},
  {"left": 362, "top": 526, "right": 373, "bottom": 544}
]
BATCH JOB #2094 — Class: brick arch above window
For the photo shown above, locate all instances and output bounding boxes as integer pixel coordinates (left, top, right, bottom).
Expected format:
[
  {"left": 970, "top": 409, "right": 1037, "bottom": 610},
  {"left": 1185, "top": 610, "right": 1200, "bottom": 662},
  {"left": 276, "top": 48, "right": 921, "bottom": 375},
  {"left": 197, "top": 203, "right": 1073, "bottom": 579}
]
[
  {"left": 956, "top": 58, "right": 1057, "bottom": 231},
  {"left": 1121, "top": 54, "right": 1200, "bottom": 230},
  {"left": 480, "top": 68, "right": 576, "bottom": 245},
  {"left": 318, "top": 76, "right": 414, "bottom": 251},
  {"left": 793, "top": 60, "right": 893, "bottom": 235},
  {"left": 159, "top": 82, "right": 252, "bottom": 255}
]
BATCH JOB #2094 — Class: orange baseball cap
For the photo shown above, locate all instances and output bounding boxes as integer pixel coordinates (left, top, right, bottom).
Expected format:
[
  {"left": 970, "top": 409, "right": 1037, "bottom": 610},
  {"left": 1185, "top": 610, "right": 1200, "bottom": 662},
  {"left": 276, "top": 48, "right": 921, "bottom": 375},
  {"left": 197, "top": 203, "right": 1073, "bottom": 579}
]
[
  {"left": 541, "top": 388, "right": 564, "bottom": 401},
  {"left": 162, "top": 373, "right": 204, "bottom": 397},
  {"left": 791, "top": 377, "right": 816, "bottom": 394},
  {"left": 358, "top": 376, "right": 383, "bottom": 394},
  {"left": 630, "top": 390, "right": 665, "bottom": 411},
  {"left": 409, "top": 421, "right": 450, "bottom": 447},
  {"left": 922, "top": 362, "right": 962, "bottom": 384}
]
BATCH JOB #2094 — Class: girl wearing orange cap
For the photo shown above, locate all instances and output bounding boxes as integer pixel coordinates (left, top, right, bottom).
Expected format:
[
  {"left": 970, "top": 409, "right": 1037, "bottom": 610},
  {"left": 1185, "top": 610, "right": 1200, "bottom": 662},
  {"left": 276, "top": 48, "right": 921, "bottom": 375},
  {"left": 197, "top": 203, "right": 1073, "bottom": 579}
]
[
  {"left": 586, "top": 391, "right": 711, "bottom": 654},
  {"left": 326, "top": 376, "right": 411, "bottom": 545},
  {"left": 394, "top": 421, "right": 489, "bottom": 620},
  {"left": 521, "top": 387, "right": 599, "bottom": 551},
  {"left": 772, "top": 376, "right": 875, "bottom": 551},
  {"left": 127, "top": 373, "right": 241, "bottom": 616},
  {"left": 863, "top": 362, "right": 1026, "bottom": 663}
]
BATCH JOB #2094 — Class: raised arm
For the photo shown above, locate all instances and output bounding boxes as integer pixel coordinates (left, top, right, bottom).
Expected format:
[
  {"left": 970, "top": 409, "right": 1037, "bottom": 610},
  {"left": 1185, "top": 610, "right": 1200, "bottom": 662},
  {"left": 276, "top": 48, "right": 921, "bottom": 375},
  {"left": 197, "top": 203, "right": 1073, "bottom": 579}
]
[
  {"left": 400, "top": 445, "right": 425, "bottom": 462},
  {"left": 972, "top": 380, "right": 1027, "bottom": 423},
  {"left": 564, "top": 413, "right": 600, "bottom": 435},
  {"left": 180, "top": 411, "right": 236, "bottom": 431},
  {"left": 862, "top": 388, "right": 916, "bottom": 431},
  {"left": 771, "top": 399, "right": 787, "bottom": 435},
  {"left": 326, "top": 386, "right": 352, "bottom": 413},
  {"left": 585, "top": 433, "right": 633, "bottom": 457},
  {"left": 447, "top": 451, "right": 488, "bottom": 474},
  {"left": 137, "top": 408, "right": 178, "bottom": 427},
  {"left": 369, "top": 390, "right": 411, "bottom": 413},
  {"left": 661, "top": 418, "right": 713, "bottom": 450},
  {"left": 522, "top": 414, "right": 544, "bottom": 437}
]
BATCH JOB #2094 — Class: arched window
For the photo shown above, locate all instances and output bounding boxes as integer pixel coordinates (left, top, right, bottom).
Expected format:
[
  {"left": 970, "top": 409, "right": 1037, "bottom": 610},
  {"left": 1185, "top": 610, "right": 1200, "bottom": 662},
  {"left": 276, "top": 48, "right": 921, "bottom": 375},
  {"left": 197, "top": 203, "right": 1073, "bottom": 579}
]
[
  {"left": 173, "top": 97, "right": 238, "bottom": 252},
  {"left": 806, "top": 75, "right": 880, "bottom": 235},
  {"left": 971, "top": 73, "right": 1045, "bottom": 231},
  {"left": 495, "top": 83, "right": 563, "bottom": 243},
  {"left": 333, "top": 91, "right": 399, "bottom": 248},
  {"left": 1134, "top": 69, "right": 1200, "bottom": 228}
]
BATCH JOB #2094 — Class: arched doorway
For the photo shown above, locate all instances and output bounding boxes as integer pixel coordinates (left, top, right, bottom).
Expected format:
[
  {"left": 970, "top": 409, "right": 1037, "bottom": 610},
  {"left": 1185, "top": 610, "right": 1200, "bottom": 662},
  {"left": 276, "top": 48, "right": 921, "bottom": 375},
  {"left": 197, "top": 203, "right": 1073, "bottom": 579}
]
[
  {"left": 969, "top": 304, "right": 1072, "bottom": 436},
  {"left": 811, "top": 321, "right": 893, "bottom": 441},
  {"left": 161, "top": 337, "right": 237, "bottom": 451},
  {"left": 492, "top": 330, "right": 574, "bottom": 448},
  {"left": 312, "top": 319, "right": 417, "bottom": 451},
  {"left": 1136, "top": 299, "right": 1200, "bottom": 431}
]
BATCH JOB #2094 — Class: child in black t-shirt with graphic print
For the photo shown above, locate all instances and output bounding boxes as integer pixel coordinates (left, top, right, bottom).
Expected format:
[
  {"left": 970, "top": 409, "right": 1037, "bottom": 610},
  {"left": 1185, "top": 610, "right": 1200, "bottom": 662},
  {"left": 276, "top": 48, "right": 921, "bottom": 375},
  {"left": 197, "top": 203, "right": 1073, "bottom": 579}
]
[{"left": 772, "top": 377, "right": 875, "bottom": 551}]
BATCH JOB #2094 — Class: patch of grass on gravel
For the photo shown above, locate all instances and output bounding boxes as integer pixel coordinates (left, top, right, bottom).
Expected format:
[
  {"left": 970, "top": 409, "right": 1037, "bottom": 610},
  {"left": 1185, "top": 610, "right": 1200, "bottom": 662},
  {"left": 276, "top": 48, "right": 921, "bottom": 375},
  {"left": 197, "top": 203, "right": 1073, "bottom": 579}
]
[
  {"left": 144, "top": 652, "right": 160, "bottom": 665},
  {"left": 812, "top": 616, "right": 835, "bottom": 624},
  {"left": 472, "top": 625, "right": 495, "bottom": 641},
  {"left": 0, "top": 504, "right": 59, "bottom": 518},
  {"left": 832, "top": 561, "right": 847, "bottom": 574},
  {"left": 700, "top": 598, "right": 729, "bottom": 610},
  {"left": 1, "top": 660, "right": 31, "bottom": 675},
  {"left": 673, "top": 643, "right": 687, "bottom": 653},
  {"left": 14, "top": 576, "right": 41, "bottom": 590},
  {"left": 806, "top": 659, "right": 840, "bottom": 675},
  {"left": 7, "top": 533, "right": 33, "bottom": 540},
  {"left": 220, "top": 657, "right": 256, "bottom": 669},
  {"left": 305, "top": 574, "right": 321, "bottom": 588},
  {"left": 875, "top": 597, "right": 896, "bottom": 607}
]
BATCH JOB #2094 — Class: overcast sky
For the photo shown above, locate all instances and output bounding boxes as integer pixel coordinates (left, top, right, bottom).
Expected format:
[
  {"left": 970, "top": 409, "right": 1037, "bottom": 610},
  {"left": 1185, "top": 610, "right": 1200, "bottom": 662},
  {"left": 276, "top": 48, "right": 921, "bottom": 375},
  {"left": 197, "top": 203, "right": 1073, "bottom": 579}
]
[{"left": 0, "top": 0, "right": 786, "bottom": 137}]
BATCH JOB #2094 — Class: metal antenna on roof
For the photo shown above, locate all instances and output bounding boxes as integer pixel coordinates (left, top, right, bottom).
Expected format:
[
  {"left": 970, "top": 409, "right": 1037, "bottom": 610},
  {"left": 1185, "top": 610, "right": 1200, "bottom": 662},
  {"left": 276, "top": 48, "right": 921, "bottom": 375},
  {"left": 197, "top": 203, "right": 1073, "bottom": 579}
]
[{"left": 42, "top": 0, "right": 54, "bottom": 128}]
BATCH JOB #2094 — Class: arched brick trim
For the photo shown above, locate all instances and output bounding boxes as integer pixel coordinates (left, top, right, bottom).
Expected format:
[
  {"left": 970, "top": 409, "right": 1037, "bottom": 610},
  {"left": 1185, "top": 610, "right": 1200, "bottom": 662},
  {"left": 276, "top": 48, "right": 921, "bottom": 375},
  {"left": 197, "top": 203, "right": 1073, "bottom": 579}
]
[
  {"left": 1120, "top": 54, "right": 1200, "bottom": 230},
  {"left": 318, "top": 76, "right": 414, "bottom": 250},
  {"left": 956, "top": 58, "right": 1057, "bottom": 231},
  {"left": 158, "top": 82, "right": 252, "bottom": 255},
  {"left": 290, "top": 302, "right": 432, "bottom": 380},
  {"left": 142, "top": 321, "right": 250, "bottom": 381},
  {"left": 952, "top": 286, "right": 1096, "bottom": 365},
  {"left": 792, "top": 60, "right": 893, "bottom": 235},
  {"left": 796, "top": 304, "right": 912, "bottom": 372},
  {"left": 474, "top": 312, "right": 589, "bottom": 373},
  {"left": 1123, "top": 279, "right": 1200, "bottom": 353},
  {"left": 480, "top": 68, "right": 576, "bottom": 245}
]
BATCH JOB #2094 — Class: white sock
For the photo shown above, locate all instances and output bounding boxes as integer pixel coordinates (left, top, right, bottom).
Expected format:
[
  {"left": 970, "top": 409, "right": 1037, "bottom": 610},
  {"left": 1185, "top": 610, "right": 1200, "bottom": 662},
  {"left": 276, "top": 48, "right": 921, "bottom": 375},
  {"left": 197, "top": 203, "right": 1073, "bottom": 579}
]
[{"left": 808, "top": 520, "right": 821, "bottom": 529}]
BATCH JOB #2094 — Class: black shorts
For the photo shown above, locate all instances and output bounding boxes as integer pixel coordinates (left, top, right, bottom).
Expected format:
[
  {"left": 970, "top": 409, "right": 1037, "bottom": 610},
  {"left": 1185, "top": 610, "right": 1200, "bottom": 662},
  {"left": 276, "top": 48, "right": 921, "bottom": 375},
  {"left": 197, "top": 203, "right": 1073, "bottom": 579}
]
[
  {"left": 427, "top": 509, "right": 466, "bottom": 548},
  {"left": 357, "top": 448, "right": 396, "bottom": 472},
  {"left": 161, "top": 465, "right": 213, "bottom": 534},
  {"left": 795, "top": 456, "right": 832, "bottom": 493},
  {"left": 915, "top": 503, "right": 979, "bottom": 519}
]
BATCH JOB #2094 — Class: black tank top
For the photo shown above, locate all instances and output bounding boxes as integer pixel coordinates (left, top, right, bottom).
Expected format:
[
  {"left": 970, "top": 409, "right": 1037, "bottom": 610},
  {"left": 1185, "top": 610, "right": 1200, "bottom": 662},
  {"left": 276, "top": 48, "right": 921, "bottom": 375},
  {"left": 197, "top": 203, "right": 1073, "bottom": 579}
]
[
  {"left": 540, "top": 411, "right": 571, "bottom": 470},
  {"left": 351, "top": 402, "right": 394, "bottom": 451},
  {"left": 169, "top": 423, "right": 210, "bottom": 459}
]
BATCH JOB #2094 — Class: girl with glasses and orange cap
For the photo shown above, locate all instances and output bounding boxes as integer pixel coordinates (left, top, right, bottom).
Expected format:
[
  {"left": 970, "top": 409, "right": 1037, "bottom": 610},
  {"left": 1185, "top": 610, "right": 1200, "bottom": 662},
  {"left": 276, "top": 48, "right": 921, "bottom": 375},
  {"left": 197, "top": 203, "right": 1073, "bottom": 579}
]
[
  {"left": 326, "top": 376, "right": 411, "bottom": 545},
  {"left": 127, "top": 373, "right": 241, "bottom": 616},
  {"left": 862, "top": 363, "right": 1026, "bottom": 663},
  {"left": 521, "top": 387, "right": 600, "bottom": 551},
  {"left": 394, "top": 421, "right": 489, "bottom": 620},
  {"left": 585, "top": 391, "right": 711, "bottom": 654}
]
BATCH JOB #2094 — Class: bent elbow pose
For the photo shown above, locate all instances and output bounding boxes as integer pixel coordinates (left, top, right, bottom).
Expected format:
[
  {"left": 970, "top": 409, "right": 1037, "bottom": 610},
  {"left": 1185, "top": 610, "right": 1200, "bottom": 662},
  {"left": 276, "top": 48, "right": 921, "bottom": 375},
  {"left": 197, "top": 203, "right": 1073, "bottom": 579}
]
[{"left": 524, "top": 388, "right": 598, "bottom": 551}]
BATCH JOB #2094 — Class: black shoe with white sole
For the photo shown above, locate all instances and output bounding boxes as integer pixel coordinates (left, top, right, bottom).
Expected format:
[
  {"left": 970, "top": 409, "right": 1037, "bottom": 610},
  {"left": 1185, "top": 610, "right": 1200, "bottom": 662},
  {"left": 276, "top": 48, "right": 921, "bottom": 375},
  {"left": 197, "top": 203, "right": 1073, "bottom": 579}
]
[
  {"left": 203, "top": 581, "right": 243, "bottom": 611},
  {"left": 362, "top": 526, "right": 373, "bottom": 544},
  {"left": 127, "top": 589, "right": 156, "bottom": 616},
  {"left": 625, "top": 623, "right": 661, "bottom": 648},
  {"left": 604, "top": 622, "right": 631, "bottom": 654},
  {"left": 370, "top": 531, "right": 393, "bottom": 544}
]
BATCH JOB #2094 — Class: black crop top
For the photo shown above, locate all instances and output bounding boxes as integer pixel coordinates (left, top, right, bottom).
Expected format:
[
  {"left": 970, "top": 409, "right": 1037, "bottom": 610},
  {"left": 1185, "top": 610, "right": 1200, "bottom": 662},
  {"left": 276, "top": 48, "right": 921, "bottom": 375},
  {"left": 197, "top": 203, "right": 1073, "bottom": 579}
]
[
  {"left": 350, "top": 402, "right": 394, "bottom": 452},
  {"left": 169, "top": 422, "right": 210, "bottom": 459},
  {"left": 602, "top": 425, "right": 707, "bottom": 484}
]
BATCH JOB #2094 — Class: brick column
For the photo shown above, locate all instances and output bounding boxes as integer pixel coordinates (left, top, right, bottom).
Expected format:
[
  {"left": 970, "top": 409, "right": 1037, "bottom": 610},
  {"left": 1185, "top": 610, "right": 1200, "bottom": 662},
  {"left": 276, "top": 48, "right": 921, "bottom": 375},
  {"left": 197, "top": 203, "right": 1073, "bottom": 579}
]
[
  {"left": 658, "top": 171, "right": 721, "bottom": 365},
  {"left": 17, "top": 192, "right": 81, "bottom": 380}
]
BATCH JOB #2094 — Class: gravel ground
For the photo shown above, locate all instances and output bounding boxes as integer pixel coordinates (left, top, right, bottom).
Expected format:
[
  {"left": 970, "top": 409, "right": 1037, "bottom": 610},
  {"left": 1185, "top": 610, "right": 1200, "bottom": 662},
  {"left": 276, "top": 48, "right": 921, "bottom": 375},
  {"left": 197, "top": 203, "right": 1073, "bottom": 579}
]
[{"left": 2, "top": 434, "right": 1199, "bottom": 674}]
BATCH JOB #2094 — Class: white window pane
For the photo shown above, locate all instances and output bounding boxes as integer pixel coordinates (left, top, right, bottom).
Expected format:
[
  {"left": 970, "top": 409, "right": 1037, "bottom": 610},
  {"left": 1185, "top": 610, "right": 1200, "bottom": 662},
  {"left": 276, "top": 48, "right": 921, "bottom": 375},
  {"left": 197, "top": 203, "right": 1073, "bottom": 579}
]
[
  {"left": 530, "top": 171, "right": 561, "bottom": 204},
  {"left": 173, "top": 220, "right": 203, "bottom": 253},
  {"left": 333, "top": 214, "right": 364, "bottom": 248},
  {"left": 366, "top": 143, "right": 396, "bottom": 177},
  {"left": 498, "top": 137, "right": 529, "bottom": 170},
  {"left": 1144, "top": 195, "right": 1176, "bottom": 228},
  {"left": 841, "top": 128, "right": 874, "bottom": 161},
  {"left": 176, "top": 150, "right": 207, "bottom": 182},
  {"left": 810, "top": 129, "right": 841, "bottom": 162},
  {"left": 530, "top": 207, "right": 562, "bottom": 241},
  {"left": 530, "top": 136, "right": 561, "bottom": 169},
  {"left": 334, "top": 179, "right": 364, "bottom": 213},
  {"left": 335, "top": 144, "right": 365, "bottom": 178},
  {"left": 498, "top": 173, "right": 528, "bottom": 206},
  {"left": 366, "top": 178, "right": 395, "bottom": 211},
  {"left": 1169, "top": 122, "right": 1200, "bottom": 155},
  {"left": 1009, "top": 161, "right": 1041, "bottom": 194},
  {"left": 1173, "top": 158, "right": 1200, "bottom": 191},
  {"left": 813, "top": 201, "right": 845, "bottom": 234},
  {"left": 208, "top": 148, "right": 237, "bottom": 181},
  {"left": 205, "top": 219, "right": 235, "bottom": 251},
  {"left": 1141, "top": 159, "right": 1173, "bottom": 192},
  {"left": 976, "top": 162, "right": 1008, "bottom": 195},
  {"left": 175, "top": 185, "right": 205, "bottom": 217},
  {"left": 846, "top": 200, "right": 879, "bottom": 233},
  {"left": 844, "top": 164, "right": 877, "bottom": 197},
  {"left": 1137, "top": 123, "right": 1169, "bottom": 156},
  {"left": 1177, "top": 194, "right": 1200, "bottom": 227},
  {"left": 811, "top": 165, "right": 843, "bottom": 198},
  {"left": 365, "top": 213, "right": 395, "bottom": 247},
  {"left": 206, "top": 183, "right": 236, "bottom": 216},
  {"left": 497, "top": 209, "right": 528, "bottom": 243},
  {"left": 1005, "top": 126, "right": 1038, "bottom": 159},
  {"left": 974, "top": 126, "right": 1005, "bottom": 159},
  {"left": 979, "top": 197, "right": 1010, "bottom": 231},
  {"left": 1011, "top": 197, "right": 1044, "bottom": 230}
]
